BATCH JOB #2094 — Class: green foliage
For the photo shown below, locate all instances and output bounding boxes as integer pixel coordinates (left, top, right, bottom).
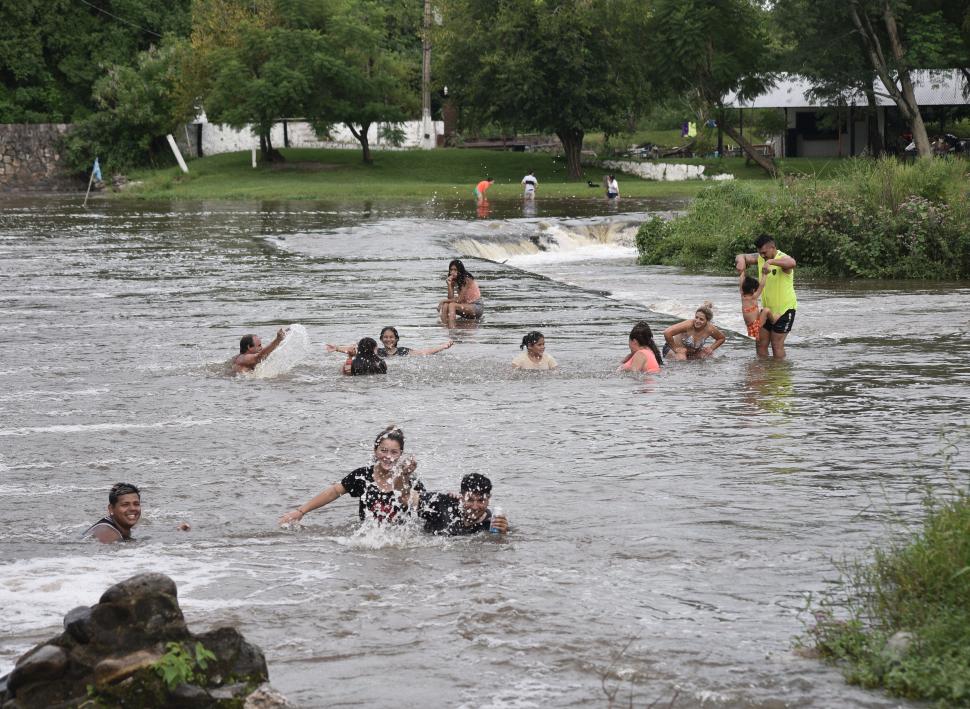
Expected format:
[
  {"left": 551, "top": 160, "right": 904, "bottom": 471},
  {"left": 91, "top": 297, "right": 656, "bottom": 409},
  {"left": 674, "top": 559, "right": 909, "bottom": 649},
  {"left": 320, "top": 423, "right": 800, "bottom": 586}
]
[
  {"left": 806, "top": 475, "right": 970, "bottom": 703},
  {"left": 0, "top": 0, "right": 191, "bottom": 122},
  {"left": 436, "top": 0, "right": 652, "bottom": 177},
  {"left": 61, "top": 40, "right": 193, "bottom": 174},
  {"left": 152, "top": 641, "right": 217, "bottom": 690},
  {"left": 636, "top": 158, "right": 970, "bottom": 279}
]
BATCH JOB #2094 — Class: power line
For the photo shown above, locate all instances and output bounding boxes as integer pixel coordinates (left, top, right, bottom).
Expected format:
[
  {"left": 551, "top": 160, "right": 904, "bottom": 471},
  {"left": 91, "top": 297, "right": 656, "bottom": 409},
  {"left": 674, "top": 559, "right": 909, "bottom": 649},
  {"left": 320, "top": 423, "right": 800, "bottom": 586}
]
[{"left": 74, "top": 0, "right": 163, "bottom": 38}]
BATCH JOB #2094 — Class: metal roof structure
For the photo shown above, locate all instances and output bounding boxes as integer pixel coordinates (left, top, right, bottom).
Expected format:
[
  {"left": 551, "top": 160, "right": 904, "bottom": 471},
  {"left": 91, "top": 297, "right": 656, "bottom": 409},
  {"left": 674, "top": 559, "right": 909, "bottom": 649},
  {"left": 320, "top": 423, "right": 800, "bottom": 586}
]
[{"left": 726, "top": 70, "right": 970, "bottom": 108}]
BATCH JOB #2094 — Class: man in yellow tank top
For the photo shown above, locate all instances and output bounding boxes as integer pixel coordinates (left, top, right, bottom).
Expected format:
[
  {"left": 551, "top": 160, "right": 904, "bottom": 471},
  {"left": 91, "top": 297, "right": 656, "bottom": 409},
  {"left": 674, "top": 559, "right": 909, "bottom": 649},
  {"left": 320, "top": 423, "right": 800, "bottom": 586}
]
[{"left": 735, "top": 234, "right": 797, "bottom": 358}]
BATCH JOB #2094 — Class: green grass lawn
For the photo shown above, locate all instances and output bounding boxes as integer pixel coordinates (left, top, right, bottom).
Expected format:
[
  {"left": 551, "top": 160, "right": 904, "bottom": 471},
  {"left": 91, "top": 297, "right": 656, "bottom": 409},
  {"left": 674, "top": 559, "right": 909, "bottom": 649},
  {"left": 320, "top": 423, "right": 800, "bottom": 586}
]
[{"left": 120, "top": 147, "right": 843, "bottom": 201}]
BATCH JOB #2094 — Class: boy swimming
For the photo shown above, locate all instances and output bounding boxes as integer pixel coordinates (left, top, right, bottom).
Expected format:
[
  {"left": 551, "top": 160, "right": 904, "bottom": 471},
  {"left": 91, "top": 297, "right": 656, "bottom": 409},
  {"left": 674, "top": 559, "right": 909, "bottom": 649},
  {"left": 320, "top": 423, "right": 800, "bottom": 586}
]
[{"left": 739, "top": 272, "right": 772, "bottom": 340}]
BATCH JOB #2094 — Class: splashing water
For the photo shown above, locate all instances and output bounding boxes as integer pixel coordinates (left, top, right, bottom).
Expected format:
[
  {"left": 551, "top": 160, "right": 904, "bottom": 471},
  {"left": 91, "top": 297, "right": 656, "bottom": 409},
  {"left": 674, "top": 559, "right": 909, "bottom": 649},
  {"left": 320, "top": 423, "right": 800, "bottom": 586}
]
[{"left": 252, "top": 324, "right": 310, "bottom": 378}]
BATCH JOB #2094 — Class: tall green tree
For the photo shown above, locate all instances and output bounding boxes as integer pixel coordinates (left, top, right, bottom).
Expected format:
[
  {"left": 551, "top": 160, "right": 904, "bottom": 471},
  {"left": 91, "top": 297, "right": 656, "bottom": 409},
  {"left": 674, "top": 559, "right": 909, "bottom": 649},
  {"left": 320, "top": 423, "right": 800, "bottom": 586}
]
[
  {"left": 204, "top": 23, "right": 342, "bottom": 161},
  {"left": 310, "top": 0, "right": 420, "bottom": 163},
  {"left": 0, "top": 0, "right": 190, "bottom": 122},
  {"left": 436, "top": 0, "right": 652, "bottom": 180},
  {"left": 647, "top": 0, "right": 778, "bottom": 175}
]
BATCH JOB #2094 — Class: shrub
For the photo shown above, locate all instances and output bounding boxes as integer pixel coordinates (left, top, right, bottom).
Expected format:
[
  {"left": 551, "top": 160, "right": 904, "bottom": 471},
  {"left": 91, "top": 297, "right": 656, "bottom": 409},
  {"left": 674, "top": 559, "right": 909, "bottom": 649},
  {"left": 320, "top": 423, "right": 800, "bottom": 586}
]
[{"left": 636, "top": 157, "right": 970, "bottom": 278}]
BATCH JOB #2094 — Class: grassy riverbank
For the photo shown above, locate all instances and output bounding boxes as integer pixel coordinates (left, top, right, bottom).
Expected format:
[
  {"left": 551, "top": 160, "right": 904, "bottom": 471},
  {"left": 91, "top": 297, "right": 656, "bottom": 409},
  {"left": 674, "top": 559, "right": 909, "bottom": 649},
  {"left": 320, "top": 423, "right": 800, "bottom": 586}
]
[
  {"left": 805, "top": 477, "right": 970, "bottom": 704},
  {"left": 118, "top": 147, "right": 840, "bottom": 201},
  {"left": 636, "top": 157, "right": 970, "bottom": 279}
]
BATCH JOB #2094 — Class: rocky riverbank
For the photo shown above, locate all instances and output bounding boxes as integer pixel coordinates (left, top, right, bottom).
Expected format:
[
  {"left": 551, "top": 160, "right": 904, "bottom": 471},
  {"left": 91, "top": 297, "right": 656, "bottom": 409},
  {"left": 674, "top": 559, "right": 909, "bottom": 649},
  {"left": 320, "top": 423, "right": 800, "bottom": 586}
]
[{"left": 0, "top": 573, "right": 291, "bottom": 708}]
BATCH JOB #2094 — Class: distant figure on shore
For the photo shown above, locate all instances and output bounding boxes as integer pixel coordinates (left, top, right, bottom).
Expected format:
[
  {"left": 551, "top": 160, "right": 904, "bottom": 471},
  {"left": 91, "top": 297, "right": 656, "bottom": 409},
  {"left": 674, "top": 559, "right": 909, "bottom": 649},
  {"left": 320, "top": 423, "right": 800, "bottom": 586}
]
[
  {"left": 346, "top": 337, "right": 387, "bottom": 376},
  {"left": 512, "top": 331, "right": 558, "bottom": 370},
  {"left": 739, "top": 271, "right": 771, "bottom": 342},
  {"left": 475, "top": 177, "right": 494, "bottom": 203},
  {"left": 418, "top": 473, "right": 509, "bottom": 536},
  {"left": 619, "top": 321, "right": 663, "bottom": 373},
  {"left": 85, "top": 483, "right": 142, "bottom": 543},
  {"left": 735, "top": 233, "right": 797, "bottom": 359},
  {"left": 327, "top": 327, "right": 453, "bottom": 358},
  {"left": 233, "top": 328, "right": 287, "bottom": 374},
  {"left": 279, "top": 426, "right": 422, "bottom": 526},
  {"left": 438, "top": 259, "right": 484, "bottom": 324},
  {"left": 521, "top": 171, "right": 538, "bottom": 200},
  {"left": 606, "top": 174, "right": 619, "bottom": 200},
  {"left": 663, "top": 303, "right": 725, "bottom": 360}
]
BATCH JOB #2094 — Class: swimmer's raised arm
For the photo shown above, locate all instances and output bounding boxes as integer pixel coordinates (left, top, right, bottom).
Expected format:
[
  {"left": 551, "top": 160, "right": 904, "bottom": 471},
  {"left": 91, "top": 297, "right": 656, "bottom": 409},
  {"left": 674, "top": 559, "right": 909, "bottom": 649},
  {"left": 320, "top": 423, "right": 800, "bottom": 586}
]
[
  {"left": 735, "top": 252, "right": 758, "bottom": 272},
  {"left": 255, "top": 329, "right": 286, "bottom": 364},
  {"left": 410, "top": 340, "right": 454, "bottom": 356},
  {"left": 325, "top": 343, "right": 356, "bottom": 355},
  {"left": 279, "top": 482, "right": 346, "bottom": 526}
]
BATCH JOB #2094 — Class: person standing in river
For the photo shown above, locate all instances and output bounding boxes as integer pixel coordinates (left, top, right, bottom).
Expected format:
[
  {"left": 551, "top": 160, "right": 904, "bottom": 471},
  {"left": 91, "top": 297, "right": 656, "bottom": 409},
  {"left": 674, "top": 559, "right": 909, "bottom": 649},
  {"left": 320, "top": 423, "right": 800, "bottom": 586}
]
[{"left": 735, "top": 234, "right": 797, "bottom": 359}]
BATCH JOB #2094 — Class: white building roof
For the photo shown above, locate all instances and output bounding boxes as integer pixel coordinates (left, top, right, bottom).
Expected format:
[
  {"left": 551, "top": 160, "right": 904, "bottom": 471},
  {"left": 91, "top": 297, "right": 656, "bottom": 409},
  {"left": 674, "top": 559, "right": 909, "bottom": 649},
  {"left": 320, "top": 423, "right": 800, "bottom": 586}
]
[{"left": 726, "top": 70, "right": 970, "bottom": 108}]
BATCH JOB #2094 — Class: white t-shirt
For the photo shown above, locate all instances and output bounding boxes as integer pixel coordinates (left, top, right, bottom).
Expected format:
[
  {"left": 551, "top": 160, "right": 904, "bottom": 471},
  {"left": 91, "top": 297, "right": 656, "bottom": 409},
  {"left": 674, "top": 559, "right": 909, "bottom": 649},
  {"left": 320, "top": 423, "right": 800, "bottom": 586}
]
[
  {"left": 512, "top": 351, "right": 558, "bottom": 370},
  {"left": 521, "top": 174, "right": 538, "bottom": 193},
  {"left": 607, "top": 178, "right": 619, "bottom": 195}
]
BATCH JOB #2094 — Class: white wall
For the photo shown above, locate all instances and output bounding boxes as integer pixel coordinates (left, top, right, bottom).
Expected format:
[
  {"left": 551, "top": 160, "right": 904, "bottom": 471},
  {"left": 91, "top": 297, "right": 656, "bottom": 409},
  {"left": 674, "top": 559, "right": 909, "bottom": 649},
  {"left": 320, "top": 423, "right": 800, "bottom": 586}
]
[{"left": 177, "top": 115, "right": 444, "bottom": 157}]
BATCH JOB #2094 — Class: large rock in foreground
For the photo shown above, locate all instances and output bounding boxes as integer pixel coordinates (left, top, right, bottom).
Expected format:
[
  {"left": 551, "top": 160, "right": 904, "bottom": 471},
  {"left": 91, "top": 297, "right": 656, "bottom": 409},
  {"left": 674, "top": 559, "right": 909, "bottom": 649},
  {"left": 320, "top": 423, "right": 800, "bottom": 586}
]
[{"left": 1, "top": 573, "right": 292, "bottom": 708}]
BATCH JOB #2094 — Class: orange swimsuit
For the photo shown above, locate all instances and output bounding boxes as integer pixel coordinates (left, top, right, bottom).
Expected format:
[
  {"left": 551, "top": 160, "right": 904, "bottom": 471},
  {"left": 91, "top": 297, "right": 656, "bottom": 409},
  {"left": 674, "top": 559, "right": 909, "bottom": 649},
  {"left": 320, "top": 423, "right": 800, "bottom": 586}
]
[{"left": 743, "top": 304, "right": 761, "bottom": 338}]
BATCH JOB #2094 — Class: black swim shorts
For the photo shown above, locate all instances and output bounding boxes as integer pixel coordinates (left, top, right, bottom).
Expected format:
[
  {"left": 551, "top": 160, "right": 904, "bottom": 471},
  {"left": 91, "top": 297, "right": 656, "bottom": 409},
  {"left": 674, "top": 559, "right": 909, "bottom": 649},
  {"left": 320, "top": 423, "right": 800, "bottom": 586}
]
[{"left": 766, "top": 308, "right": 795, "bottom": 334}]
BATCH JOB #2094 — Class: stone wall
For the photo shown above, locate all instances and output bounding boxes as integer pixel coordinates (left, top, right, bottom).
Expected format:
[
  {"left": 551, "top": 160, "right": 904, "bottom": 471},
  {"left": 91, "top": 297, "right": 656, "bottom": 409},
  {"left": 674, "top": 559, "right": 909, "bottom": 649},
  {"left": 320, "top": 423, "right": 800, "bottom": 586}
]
[{"left": 0, "top": 124, "right": 79, "bottom": 191}]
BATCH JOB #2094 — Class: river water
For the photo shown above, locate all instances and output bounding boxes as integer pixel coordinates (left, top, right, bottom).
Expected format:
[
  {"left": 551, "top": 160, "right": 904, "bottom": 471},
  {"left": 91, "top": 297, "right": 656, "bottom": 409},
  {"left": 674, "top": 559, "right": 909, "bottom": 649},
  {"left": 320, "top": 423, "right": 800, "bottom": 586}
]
[{"left": 1, "top": 196, "right": 968, "bottom": 707}]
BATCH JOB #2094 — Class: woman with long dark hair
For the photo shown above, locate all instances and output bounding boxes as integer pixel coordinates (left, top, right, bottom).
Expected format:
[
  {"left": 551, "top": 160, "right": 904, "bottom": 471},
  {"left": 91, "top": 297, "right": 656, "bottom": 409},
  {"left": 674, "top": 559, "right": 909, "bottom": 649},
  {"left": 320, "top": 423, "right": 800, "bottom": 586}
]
[
  {"left": 619, "top": 321, "right": 663, "bottom": 373},
  {"left": 438, "top": 259, "right": 483, "bottom": 324}
]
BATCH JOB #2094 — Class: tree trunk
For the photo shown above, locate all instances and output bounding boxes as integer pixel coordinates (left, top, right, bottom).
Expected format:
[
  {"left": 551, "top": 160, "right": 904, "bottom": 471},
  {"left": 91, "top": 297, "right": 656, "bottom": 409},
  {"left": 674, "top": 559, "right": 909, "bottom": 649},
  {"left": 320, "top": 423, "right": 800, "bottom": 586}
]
[
  {"left": 721, "top": 123, "right": 778, "bottom": 177},
  {"left": 864, "top": 86, "right": 883, "bottom": 156},
  {"left": 260, "top": 129, "right": 284, "bottom": 162},
  {"left": 347, "top": 122, "right": 373, "bottom": 164},
  {"left": 555, "top": 127, "right": 584, "bottom": 180},
  {"left": 848, "top": 0, "right": 931, "bottom": 158}
]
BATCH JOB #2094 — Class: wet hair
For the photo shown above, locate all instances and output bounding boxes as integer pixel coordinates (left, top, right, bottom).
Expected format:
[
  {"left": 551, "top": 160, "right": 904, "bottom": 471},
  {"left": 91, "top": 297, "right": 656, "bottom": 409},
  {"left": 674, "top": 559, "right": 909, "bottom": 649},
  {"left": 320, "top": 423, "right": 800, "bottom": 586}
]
[
  {"left": 754, "top": 233, "right": 775, "bottom": 249},
  {"left": 448, "top": 259, "right": 474, "bottom": 290},
  {"left": 379, "top": 326, "right": 399, "bottom": 346},
  {"left": 460, "top": 473, "right": 492, "bottom": 496},
  {"left": 374, "top": 425, "right": 405, "bottom": 451},
  {"left": 741, "top": 276, "right": 760, "bottom": 294},
  {"left": 351, "top": 337, "right": 387, "bottom": 375},
  {"left": 696, "top": 301, "right": 714, "bottom": 322},
  {"left": 109, "top": 482, "right": 140, "bottom": 505},
  {"left": 629, "top": 321, "right": 664, "bottom": 367},
  {"left": 520, "top": 331, "right": 544, "bottom": 349},
  {"left": 239, "top": 334, "right": 256, "bottom": 354}
]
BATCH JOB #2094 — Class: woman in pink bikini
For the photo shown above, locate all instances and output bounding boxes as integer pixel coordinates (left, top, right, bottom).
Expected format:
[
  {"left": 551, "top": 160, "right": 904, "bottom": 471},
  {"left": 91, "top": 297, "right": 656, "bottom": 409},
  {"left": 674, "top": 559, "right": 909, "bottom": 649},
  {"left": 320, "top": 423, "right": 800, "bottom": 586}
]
[{"left": 619, "top": 321, "right": 663, "bottom": 373}]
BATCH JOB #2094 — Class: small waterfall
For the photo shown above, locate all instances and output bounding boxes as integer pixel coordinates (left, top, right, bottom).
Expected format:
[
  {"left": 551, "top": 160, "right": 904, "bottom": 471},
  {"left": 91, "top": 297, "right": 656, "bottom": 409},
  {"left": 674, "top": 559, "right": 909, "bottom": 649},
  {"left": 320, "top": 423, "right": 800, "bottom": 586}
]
[{"left": 451, "top": 219, "right": 642, "bottom": 263}]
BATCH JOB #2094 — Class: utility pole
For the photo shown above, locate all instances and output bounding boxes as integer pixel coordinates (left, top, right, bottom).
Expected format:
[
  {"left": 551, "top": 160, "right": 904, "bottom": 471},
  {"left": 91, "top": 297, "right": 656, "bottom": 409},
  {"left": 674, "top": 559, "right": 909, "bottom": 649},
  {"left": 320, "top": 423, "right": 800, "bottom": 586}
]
[{"left": 420, "top": 0, "right": 435, "bottom": 149}]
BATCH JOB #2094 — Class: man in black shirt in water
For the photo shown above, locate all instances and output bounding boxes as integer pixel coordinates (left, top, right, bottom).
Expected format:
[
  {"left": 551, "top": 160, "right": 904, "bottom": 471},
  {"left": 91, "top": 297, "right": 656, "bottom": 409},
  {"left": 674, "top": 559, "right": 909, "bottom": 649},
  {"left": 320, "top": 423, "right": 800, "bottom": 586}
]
[
  {"left": 418, "top": 473, "right": 509, "bottom": 536},
  {"left": 85, "top": 482, "right": 142, "bottom": 543}
]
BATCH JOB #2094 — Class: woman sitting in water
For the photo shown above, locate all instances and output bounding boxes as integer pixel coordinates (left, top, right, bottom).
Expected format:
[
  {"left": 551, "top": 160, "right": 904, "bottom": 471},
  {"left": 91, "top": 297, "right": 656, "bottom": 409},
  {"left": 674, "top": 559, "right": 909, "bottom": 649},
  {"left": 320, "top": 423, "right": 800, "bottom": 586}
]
[
  {"left": 340, "top": 337, "right": 387, "bottom": 376},
  {"left": 512, "top": 331, "right": 558, "bottom": 370},
  {"left": 662, "top": 302, "right": 725, "bottom": 360},
  {"left": 619, "top": 321, "right": 663, "bottom": 373},
  {"left": 327, "top": 327, "right": 453, "bottom": 358},
  {"left": 438, "top": 259, "right": 483, "bottom": 323},
  {"left": 279, "top": 426, "right": 421, "bottom": 525}
]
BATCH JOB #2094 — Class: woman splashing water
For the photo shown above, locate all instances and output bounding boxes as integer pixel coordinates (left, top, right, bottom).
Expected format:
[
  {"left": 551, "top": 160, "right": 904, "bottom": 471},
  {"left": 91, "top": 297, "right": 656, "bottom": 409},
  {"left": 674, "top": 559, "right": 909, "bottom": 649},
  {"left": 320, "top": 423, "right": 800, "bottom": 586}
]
[
  {"left": 438, "top": 259, "right": 483, "bottom": 325},
  {"left": 662, "top": 302, "right": 725, "bottom": 360},
  {"left": 279, "top": 426, "right": 421, "bottom": 526}
]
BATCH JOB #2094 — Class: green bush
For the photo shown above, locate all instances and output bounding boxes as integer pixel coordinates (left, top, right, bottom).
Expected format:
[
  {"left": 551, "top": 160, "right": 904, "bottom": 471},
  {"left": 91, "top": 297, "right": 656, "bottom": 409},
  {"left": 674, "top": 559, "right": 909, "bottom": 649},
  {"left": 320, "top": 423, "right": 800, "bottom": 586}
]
[
  {"left": 806, "top": 489, "right": 970, "bottom": 704},
  {"left": 636, "top": 157, "right": 970, "bottom": 278}
]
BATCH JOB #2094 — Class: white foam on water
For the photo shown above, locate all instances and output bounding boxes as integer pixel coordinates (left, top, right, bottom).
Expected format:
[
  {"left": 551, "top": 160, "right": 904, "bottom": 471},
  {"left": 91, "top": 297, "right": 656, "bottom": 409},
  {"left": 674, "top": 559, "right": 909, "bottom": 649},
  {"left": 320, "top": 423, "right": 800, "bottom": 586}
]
[
  {"left": 0, "top": 419, "right": 215, "bottom": 437},
  {"left": 251, "top": 323, "right": 310, "bottom": 379},
  {"left": 0, "top": 545, "right": 339, "bottom": 639}
]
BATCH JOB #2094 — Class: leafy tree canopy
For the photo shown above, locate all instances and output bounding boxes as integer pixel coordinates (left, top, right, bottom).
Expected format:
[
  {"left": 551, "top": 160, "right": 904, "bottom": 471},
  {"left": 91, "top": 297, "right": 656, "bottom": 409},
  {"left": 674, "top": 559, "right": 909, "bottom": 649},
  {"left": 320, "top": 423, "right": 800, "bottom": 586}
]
[
  {"left": 0, "top": 0, "right": 190, "bottom": 122},
  {"left": 436, "top": 0, "right": 653, "bottom": 179}
]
